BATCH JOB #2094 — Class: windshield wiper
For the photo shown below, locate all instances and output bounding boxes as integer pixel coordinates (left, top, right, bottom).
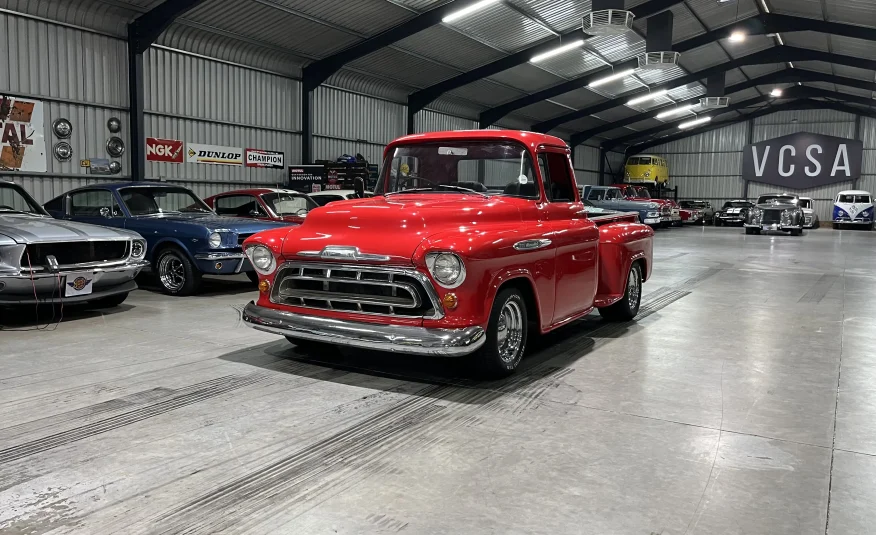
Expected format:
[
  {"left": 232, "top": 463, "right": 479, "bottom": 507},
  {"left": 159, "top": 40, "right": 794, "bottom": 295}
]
[{"left": 385, "top": 185, "right": 488, "bottom": 198}]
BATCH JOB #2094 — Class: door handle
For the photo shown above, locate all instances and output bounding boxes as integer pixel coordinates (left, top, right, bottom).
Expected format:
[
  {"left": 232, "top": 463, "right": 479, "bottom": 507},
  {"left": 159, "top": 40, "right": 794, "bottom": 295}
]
[{"left": 513, "top": 239, "right": 552, "bottom": 251}]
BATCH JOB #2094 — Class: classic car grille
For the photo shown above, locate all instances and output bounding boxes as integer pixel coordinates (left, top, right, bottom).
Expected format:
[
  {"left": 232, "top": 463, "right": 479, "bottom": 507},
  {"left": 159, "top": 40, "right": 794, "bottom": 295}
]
[
  {"left": 22, "top": 241, "right": 128, "bottom": 268},
  {"left": 238, "top": 233, "right": 254, "bottom": 245},
  {"left": 271, "top": 262, "right": 440, "bottom": 318},
  {"left": 661, "top": 205, "right": 671, "bottom": 215},
  {"left": 761, "top": 211, "right": 781, "bottom": 224}
]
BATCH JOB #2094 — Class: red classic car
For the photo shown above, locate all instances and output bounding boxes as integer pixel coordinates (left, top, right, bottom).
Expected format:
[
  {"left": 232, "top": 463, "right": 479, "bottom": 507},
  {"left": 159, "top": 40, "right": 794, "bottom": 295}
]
[
  {"left": 611, "top": 184, "right": 681, "bottom": 227},
  {"left": 241, "top": 130, "right": 654, "bottom": 377},
  {"left": 203, "top": 188, "right": 318, "bottom": 224}
]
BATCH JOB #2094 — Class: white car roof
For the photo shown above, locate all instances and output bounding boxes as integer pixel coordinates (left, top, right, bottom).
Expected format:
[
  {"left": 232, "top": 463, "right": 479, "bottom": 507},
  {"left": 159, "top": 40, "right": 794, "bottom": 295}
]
[
  {"left": 837, "top": 190, "right": 871, "bottom": 195},
  {"left": 309, "top": 189, "right": 356, "bottom": 196}
]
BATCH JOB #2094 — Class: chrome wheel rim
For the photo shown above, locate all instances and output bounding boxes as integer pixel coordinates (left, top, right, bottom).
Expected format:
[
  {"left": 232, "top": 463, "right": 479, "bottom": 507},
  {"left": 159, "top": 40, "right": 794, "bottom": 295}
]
[
  {"left": 628, "top": 266, "right": 641, "bottom": 307},
  {"left": 496, "top": 299, "right": 524, "bottom": 363},
  {"left": 159, "top": 254, "right": 185, "bottom": 292}
]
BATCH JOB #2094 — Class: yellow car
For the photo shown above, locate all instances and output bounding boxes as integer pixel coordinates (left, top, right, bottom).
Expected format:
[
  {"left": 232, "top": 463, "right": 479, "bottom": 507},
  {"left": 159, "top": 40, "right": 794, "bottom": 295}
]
[{"left": 624, "top": 154, "right": 669, "bottom": 185}]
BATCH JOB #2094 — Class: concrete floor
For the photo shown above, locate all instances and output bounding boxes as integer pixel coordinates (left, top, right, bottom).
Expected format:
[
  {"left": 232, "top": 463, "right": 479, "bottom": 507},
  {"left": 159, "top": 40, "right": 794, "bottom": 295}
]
[{"left": 2, "top": 226, "right": 876, "bottom": 534}]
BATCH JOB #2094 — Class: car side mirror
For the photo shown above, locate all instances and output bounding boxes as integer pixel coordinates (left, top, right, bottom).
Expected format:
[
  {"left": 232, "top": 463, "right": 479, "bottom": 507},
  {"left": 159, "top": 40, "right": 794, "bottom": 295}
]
[
  {"left": 249, "top": 209, "right": 261, "bottom": 217},
  {"left": 353, "top": 177, "right": 366, "bottom": 199},
  {"left": 99, "top": 207, "right": 112, "bottom": 218}
]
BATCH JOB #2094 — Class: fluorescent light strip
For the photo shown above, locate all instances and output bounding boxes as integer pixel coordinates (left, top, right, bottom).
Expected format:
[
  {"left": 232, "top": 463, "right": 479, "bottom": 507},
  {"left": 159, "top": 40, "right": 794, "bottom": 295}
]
[
  {"left": 759, "top": 0, "right": 770, "bottom": 13},
  {"left": 588, "top": 68, "right": 636, "bottom": 88},
  {"left": 531, "top": 39, "right": 585, "bottom": 63},
  {"left": 678, "top": 116, "right": 712, "bottom": 129},
  {"left": 627, "top": 89, "right": 669, "bottom": 106},
  {"left": 656, "top": 104, "right": 695, "bottom": 119},
  {"left": 442, "top": 0, "right": 500, "bottom": 23}
]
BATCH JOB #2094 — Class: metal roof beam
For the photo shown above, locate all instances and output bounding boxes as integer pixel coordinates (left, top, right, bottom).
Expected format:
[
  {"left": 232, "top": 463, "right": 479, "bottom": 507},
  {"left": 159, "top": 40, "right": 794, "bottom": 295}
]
[
  {"left": 128, "top": 0, "right": 205, "bottom": 53},
  {"left": 570, "top": 69, "right": 876, "bottom": 145},
  {"left": 536, "top": 47, "right": 876, "bottom": 134}
]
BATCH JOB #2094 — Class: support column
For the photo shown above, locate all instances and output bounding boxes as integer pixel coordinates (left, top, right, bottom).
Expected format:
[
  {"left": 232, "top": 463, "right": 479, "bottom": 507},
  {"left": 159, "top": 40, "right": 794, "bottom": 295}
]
[
  {"left": 302, "top": 78, "right": 315, "bottom": 165},
  {"left": 853, "top": 114, "right": 862, "bottom": 190},
  {"left": 598, "top": 146, "right": 607, "bottom": 186},
  {"left": 127, "top": 40, "right": 145, "bottom": 182}
]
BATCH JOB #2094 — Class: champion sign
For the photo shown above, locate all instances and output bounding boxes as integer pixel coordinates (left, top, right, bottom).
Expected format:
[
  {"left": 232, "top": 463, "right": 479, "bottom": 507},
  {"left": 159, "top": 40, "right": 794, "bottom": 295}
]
[
  {"left": 742, "top": 132, "right": 863, "bottom": 189},
  {"left": 186, "top": 143, "right": 243, "bottom": 166},
  {"left": 245, "top": 148, "right": 284, "bottom": 169}
]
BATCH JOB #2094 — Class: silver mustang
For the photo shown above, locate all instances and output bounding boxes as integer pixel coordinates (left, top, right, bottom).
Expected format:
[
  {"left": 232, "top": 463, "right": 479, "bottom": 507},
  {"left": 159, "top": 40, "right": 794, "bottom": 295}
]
[{"left": 0, "top": 181, "right": 148, "bottom": 307}]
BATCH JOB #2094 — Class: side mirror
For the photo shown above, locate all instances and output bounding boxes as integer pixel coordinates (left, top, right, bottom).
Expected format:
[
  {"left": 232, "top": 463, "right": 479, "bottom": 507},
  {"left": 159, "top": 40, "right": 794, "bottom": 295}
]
[
  {"left": 249, "top": 209, "right": 261, "bottom": 217},
  {"left": 99, "top": 207, "right": 112, "bottom": 218},
  {"left": 353, "top": 177, "right": 366, "bottom": 199}
]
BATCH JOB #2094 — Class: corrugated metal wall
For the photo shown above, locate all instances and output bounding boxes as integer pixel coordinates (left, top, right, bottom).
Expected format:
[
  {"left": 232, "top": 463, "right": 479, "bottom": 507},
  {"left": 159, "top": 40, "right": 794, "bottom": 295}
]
[
  {"left": 648, "top": 110, "right": 875, "bottom": 220},
  {"left": 573, "top": 145, "right": 600, "bottom": 186}
]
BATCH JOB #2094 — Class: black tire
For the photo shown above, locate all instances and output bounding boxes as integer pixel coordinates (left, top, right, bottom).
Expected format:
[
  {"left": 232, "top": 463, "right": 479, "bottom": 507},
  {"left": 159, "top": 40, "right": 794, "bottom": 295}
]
[
  {"left": 833, "top": 223, "right": 841, "bottom": 230},
  {"left": 246, "top": 271, "right": 260, "bottom": 285},
  {"left": 714, "top": 218, "right": 722, "bottom": 227},
  {"left": 88, "top": 292, "right": 129, "bottom": 309},
  {"left": 813, "top": 221, "right": 820, "bottom": 229},
  {"left": 471, "top": 288, "right": 528, "bottom": 378},
  {"left": 155, "top": 247, "right": 201, "bottom": 296},
  {"left": 598, "top": 262, "right": 642, "bottom": 322},
  {"left": 745, "top": 227, "right": 760, "bottom": 235}
]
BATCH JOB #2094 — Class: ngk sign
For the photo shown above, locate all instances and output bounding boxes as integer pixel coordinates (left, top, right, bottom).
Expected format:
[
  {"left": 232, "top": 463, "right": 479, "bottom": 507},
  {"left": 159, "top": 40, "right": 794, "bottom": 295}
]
[
  {"left": 742, "top": 132, "right": 863, "bottom": 188},
  {"left": 146, "top": 137, "right": 184, "bottom": 163}
]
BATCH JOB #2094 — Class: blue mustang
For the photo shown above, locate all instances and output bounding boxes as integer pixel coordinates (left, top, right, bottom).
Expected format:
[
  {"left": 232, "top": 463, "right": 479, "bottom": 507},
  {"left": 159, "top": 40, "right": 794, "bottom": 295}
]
[{"left": 44, "top": 182, "right": 291, "bottom": 295}]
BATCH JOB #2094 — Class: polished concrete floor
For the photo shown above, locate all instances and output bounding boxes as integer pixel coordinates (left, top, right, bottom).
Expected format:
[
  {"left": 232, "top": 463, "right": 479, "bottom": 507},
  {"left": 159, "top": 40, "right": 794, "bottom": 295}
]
[{"left": 2, "top": 226, "right": 876, "bottom": 534}]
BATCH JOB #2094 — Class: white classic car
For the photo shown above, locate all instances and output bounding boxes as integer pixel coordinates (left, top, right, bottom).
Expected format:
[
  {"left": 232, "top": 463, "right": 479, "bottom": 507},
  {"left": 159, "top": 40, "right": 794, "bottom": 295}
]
[
  {"left": 798, "top": 197, "right": 820, "bottom": 229},
  {"left": 833, "top": 190, "right": 873, "bottom": 230}
]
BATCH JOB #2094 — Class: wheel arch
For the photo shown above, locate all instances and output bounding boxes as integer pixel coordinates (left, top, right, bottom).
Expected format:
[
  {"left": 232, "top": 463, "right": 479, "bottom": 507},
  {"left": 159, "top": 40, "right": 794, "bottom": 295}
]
[
  {"left": 488, "top": 272, "right": 543, "bottom": 332},
  {"left": 150, "top": 238, "right": 196, "bottom": 266}
]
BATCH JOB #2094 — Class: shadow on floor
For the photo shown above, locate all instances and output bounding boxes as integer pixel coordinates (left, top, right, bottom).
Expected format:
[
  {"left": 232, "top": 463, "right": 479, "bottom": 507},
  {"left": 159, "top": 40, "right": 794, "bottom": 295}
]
[
  {"left": 135, "top": 272, "right": 257, "bottom": 297},
  {"left": 0, "top": 302, "right": 135, "bottom": 330}
]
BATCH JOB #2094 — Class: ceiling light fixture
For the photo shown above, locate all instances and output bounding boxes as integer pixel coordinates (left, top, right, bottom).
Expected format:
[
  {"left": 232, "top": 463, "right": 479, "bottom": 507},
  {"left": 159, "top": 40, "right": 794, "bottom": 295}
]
[
  {"left": 678, "top": 116, "right": 712, "bottom": 129},
  {"left": 442, "top": 0, "right": 500, "bottom": 23},
  {"left": 770, "top": 88, "right": 783, "bottom": 97},
  {"left": 531, "top": 39, "right": 586, "bottom": 63},
  {"left": 588, "top": 68, "right": 636, "bottom": 88},
  {"left": 729, "top": 31, "right": 746, "bottom": 42},
  {"left": 627, "top": 89, "right": 669, "bottom": 106},
  {"left": 656, "top": 103, "right": 696, "bottom": 119}
]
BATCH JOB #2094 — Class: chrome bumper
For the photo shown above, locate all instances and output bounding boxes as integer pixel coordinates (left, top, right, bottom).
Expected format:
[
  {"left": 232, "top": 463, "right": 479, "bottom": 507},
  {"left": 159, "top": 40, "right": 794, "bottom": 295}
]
[
  {"left": 744, "top": 223, "right": 802, "bottom": 230},
  {"left": 241, "top": 301, "right": 486, "bottom": 357}
]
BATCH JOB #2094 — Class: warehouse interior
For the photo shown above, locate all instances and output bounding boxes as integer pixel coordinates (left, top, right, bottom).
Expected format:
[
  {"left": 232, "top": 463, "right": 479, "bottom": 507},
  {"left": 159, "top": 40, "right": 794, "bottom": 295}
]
[{"left": 3, "top": 0, "right": 876, "bottom": 532}]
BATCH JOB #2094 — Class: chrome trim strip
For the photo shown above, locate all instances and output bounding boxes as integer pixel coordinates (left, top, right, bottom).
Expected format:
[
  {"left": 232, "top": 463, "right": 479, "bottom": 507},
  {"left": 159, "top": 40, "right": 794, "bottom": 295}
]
[
  {"left": 4, "top": 259, "right": 149, "bottom": 279},
  {"left": 271, "top": 261, "right": 444, "bottom": 320},
  {"left": 194, "top": 252, "right": 246, "bottom": 261},
  {"left": 242, "top": 302, "right": 484, "bottom": 357},
  {"left": 513, "top": 239, "right": 552, "bottom": 251},
  {"left": 298, "top": 246, "right": 391, "bottom": 262}
]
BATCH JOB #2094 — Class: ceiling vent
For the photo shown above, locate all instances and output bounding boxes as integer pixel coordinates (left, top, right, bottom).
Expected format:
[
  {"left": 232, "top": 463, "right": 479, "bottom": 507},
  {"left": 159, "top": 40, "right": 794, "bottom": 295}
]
[
  {"left": 582, "top": 9, "right": 635, "bottom": 36},
  {"left": 699, "top": 96, "right": 730, "bottom": 109},
  {"left": 637, "top": 51, "right": 680, "bottom": 70}
]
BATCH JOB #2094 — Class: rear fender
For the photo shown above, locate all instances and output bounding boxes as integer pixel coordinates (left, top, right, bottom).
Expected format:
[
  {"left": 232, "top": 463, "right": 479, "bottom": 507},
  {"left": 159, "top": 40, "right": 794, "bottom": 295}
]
[{"left": 594, "top": 222, "right": 653, "bottom": 307}]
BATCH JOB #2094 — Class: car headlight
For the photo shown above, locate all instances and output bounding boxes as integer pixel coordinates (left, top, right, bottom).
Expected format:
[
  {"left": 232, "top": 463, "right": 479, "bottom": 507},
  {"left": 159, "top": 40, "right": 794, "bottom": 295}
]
[
  {"left": 245, "top": 244, "right": 276, "bottom": 275},
  {"left": 647, "top": 211, "right": 659, "bottom": 218},
  {"left": 209, "top": 232, "right": 222, "bottom": 248},
  {"left": 425, "top": 252, "right": 465, "bottom": 288},
  {"left": 648, "top": 202, "right": 658, "bottom": 209},
  {"left": 130, "top": 239, "right": 146, "bottom": 259}
]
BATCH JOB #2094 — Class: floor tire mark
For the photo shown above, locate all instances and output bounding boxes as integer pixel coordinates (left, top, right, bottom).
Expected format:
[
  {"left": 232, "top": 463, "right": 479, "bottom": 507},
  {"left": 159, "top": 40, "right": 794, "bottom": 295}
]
[{"left": 798, "top": 274, "right": 839, "bottom": 304}]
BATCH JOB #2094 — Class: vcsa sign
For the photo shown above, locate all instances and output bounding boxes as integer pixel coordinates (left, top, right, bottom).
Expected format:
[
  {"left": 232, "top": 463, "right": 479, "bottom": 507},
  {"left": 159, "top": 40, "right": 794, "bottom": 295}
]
[
  {"left": 146, "top": 137, "right": 184, "bottom": 163},
  {"left": 742, "top": 132, "right": 863, "bottom": 188}
]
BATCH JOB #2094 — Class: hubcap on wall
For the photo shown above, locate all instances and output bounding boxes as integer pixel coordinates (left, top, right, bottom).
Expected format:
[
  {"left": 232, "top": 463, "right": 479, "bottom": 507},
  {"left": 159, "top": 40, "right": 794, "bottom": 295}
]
[
  {"left": 496, "top": 299, "right": 524, "bottom": 363},
  {"left": 159, "top": 255, "right": 185, "bottom": 292}
]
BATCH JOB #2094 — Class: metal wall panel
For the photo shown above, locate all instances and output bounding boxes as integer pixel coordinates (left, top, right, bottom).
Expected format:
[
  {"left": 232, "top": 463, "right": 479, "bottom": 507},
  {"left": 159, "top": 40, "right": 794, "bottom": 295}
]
[
  {"left": 649, "top": 122, "right": 748, "bottom": 155},
  {"left": 414, "top": 110, "right": 478, "bottom": 133},
  {"left": 313, "top": 136, "right": 385, "bottom": 167},
  {"left": 604, "top": 151, "right": 626, "bottom": 176},
  {"left": 573, "top": 146, "right": 600, "bottom": 172},
  {"left": 672, "top": 175, "right": 744, "bottom": 201},
  {"left": 313, "top": 86, "right": 405, "bottom": 146},
  {"left": 752, "top": 122, "right": 856, "bottom": 143},
  {"left": 574, "top": 170, "right": 599, "bottom": 187},
  {"left": 670, "top": 152, "right": 742, "bottom": 177}
]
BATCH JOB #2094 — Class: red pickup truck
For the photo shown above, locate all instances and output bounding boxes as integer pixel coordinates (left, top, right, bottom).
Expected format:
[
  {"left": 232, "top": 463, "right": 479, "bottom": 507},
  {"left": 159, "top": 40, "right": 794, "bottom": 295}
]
[{"left": 242, "top": 130, "right": 654, "bottom": 377}]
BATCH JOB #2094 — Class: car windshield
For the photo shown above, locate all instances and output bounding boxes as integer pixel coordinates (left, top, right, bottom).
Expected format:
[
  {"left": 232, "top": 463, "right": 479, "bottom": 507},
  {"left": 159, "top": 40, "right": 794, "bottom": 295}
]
[
  {"left": 798, "top": 199, "right": 812, "bottom": 209},
  {"left": 838, "top": 194, "right": 871, "bottom": 203},
  {"left": 0, "top": 182, "right": 47, "bottom": 215},
  {"left": 374, "top": 142, "right": 538, "bottom": 198},
  {"left": 628, "top": 157, "right": 651, "bottom": 165},
  {"left": 681, "top": 201, "right": 707, "bottom": 208},
  {"left": 119, "top": 186, "right": 212, "bottom": 216},
  {"left": 757, "top": 195, "right": 796, "bottom": 205},
  {"left": 262, "top": 192, "right": 317, "bottom": 216},
  {"left": 724, "top": 201, "right": 751, "bottom": 208}
]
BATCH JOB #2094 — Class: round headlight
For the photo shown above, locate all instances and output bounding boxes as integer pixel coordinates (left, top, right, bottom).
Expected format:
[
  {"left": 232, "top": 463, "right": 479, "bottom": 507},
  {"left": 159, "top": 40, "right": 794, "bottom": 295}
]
[
  {"left": 648, "top": 202, "right": 658, "bottom": 209},
  {"left": 209, "top": 232, "right": 222, "bottom": 248},
  {"left": 246, "top": 245, "right": 276, "bottom": 275},
  {"left": 643, "top": 171, "right": 651, "bottom": 177},
  {"left": 425, "top": 252, "right": 465, "bottom": 288},
  {"left": 131, "top": 240, "right": 146, "bottom": 259}
]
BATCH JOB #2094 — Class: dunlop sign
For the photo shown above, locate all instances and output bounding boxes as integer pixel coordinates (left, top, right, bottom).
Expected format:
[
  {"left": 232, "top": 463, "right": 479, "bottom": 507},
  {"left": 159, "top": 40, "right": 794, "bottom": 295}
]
[{"left": 742, "top": 132, "right": 863, "bottom": 189}]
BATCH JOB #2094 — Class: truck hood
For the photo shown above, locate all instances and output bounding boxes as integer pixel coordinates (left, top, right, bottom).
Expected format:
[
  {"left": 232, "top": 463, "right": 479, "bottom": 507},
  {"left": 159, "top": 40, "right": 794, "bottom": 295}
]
[
  {"left": 281, "top": 193, "right": 523, "bottom": 262},
  {"left": 0, "top": 214, "right": 139, "bottom": 244},
  {"left": 134, "top": 213, "right": 289, "bottom": 233}
]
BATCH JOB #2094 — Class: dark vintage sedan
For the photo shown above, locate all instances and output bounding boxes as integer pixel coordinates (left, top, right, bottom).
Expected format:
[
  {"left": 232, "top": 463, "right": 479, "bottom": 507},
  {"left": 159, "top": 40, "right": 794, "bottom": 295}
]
[
  {"left": 44, "top": 183, "right": 290, "bottom": 295},
  {"left": 744, "top": 193, "right": 805, "bottom": 236}
]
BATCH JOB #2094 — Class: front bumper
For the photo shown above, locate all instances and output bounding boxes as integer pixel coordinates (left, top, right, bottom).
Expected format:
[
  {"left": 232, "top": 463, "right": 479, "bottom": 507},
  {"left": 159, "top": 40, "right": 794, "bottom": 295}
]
[
  {"left": 833, "top": 218, "right": 872, "bottom": 225},
  {"left": 644, "top": 217, "right": 661, "bottom": 225},
  {"left": 193, "top": 252, "right": 250, "bottom": 274},
  {"left": 744, "top": 223, "right": 802, "bottom": 231},
  {"left": 0, "top": 261, "right": 147, "bottom": 304},
  {"left": 241, "top": 301, "right": 486, "bottom": 357}
]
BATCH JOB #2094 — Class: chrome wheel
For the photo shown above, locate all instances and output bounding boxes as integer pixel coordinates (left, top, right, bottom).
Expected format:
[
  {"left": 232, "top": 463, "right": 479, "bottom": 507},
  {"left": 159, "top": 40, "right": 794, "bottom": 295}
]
[
  {"left": 627, "top": 265, "right": 641, "bottom": 307},
  {"left": 496, "top": 298, "right": 524, "bottom": 363},
  {"left": 159, "top": 254, "right": 186, "bottom": 292}
]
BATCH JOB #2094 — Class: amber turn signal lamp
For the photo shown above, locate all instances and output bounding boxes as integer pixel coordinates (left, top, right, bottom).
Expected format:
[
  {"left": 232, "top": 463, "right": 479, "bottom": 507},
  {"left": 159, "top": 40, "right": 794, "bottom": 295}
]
[
  {"left": 258, "top": 280, "right": 270, "bottom": 293},
  {"left": 442, "top": 293, "right": 458, "bottom": 310}
]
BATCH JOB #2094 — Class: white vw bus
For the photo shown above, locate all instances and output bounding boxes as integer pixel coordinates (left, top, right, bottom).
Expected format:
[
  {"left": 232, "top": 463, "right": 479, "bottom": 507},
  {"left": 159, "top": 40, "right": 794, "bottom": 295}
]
[{"left": 833, "top": 190, "right": 874, "bottom": 230}]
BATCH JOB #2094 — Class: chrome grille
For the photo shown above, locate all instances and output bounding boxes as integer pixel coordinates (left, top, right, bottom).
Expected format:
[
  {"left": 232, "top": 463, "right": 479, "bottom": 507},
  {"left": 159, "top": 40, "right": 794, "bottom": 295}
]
[
  {"left": 271, "top": 262, "right": 442, "bottom": 319},
  {"left": 761, "top": 211, "right": 781, "bottom": 224},
  {"left": 21, "top": 241, "right": 130, "bottom": 271}
]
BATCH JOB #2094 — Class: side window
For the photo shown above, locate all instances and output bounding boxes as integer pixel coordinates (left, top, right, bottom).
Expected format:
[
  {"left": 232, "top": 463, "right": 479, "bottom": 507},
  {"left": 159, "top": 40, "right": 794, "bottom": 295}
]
[
  {"left": 44, "top": 196, "right": 64, "bottom": 213},
  {"left": 70, "top": 190, "right": 120, "bottom": 217},
  {"left": 216, "top": 195, "right": 262, "bottom": 217},
  {"left": 542, "top": 152, "right": 576, "bottom": 202},
  {"left": 587, "top": 189, "right": 603, "bottom": 201}
]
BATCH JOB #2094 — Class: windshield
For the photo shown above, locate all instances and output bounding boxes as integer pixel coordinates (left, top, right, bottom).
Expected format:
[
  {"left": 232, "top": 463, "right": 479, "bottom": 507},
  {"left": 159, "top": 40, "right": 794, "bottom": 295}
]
[
  {"left": 0, "top": 183, "right": 47, "bottom": 215},
  {"left": 724, "top": 201, "right": 751, "bottom": 209},
  {"left": 634, "top": 188, "right": 651, "bottom": 199},
  {"left": 119, "top": 186, "right": 212, "bottom": 216},
  {"left": 838, "top": 194, "right": 871, "bottom": 203},
  {"left": 757, "top": 195, "right": 796, "bottom": 205},
  {"left": 374, "top": 142, "right": 538, "bottom": 198},
  {"left": 262, "top": 192, "right": 317, "bottom": 216},
  {"left": 627, "top": 157, "right": 651, "bottom": 166},
  {"left": 798, "top": 199, "right": 812, "bottom": 209}
]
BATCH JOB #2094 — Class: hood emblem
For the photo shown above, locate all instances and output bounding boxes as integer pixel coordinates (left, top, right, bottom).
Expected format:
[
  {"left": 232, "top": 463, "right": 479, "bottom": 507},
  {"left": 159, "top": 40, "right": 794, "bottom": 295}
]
[{"left": 298, "top": 246, "right": 390, "bottom": 262}]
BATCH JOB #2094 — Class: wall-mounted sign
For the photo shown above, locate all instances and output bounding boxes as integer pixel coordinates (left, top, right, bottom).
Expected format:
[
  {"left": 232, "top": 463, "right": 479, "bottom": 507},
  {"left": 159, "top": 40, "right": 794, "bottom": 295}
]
[
  {"left": 146, "top": 137, "right": 184, "bottom": 163},
  {"left": 288, "top": 164, "right": 325, "bottom": 193},
  {"left": 245, "top": 148, "right": 284, "bottom": 169},
  {"left": 0, "top": 95, "right": 46, "bottom": 172},
  {"left": 743, "top": 132, "right": 863, "bottom": 188},
  {"left": 89, "top": 158, "right": 112, "bottom": 175},
  {"left": 186, "top": 143, "right": 242, "bottom": 166}
]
